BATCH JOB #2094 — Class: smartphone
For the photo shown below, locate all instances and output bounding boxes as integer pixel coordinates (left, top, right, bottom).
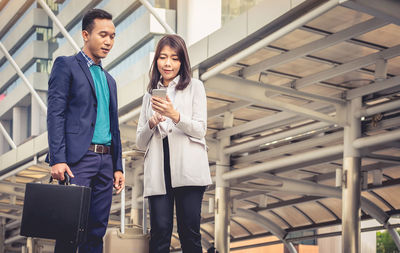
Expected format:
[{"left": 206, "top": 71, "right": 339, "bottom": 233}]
[{"left": 152, "top": 89, "right": 167, "bottom": 99}]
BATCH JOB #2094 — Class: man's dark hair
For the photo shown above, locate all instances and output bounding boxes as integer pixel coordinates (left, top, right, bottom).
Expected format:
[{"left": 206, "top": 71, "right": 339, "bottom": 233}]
[{"left": 82, "top": 8, "right": 113, "bottom": 33}]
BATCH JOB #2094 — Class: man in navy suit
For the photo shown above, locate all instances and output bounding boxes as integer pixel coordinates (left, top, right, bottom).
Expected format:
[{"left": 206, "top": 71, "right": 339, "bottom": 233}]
[{"left": 46, "top": 9, "right": 125, "bottom": 253}]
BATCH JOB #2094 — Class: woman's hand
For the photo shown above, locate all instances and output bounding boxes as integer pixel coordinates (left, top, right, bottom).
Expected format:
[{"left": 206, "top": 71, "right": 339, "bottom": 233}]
[
  {"left": 151, "top": 95, "right": 180, "bottom": 123},
  {"left": 149, "top": 111, "right": 165, "bottom": 129}
]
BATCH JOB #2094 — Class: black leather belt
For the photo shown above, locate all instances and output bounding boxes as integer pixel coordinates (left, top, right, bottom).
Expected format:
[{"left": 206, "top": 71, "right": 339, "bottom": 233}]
[{"left": 89, "top": 144, "right": 111, "bottom": 154}]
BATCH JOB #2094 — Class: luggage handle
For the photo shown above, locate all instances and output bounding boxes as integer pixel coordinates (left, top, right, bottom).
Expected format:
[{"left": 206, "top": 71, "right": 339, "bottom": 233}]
[{"left": 49, "top": 172, "right": 71, "bottom": 185}]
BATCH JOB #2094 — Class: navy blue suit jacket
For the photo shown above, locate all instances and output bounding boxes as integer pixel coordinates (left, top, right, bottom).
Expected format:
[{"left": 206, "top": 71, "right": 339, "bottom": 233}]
[{"left": 46, "top": 53, "right": 123, "bottom": 172}]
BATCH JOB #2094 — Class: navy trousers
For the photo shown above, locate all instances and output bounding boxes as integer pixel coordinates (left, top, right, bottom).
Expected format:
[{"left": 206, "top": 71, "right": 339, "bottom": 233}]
[
  {"left": 54, "top": 150, "right": 114, "bottom": 253},
  {"left": 148, "top": 137, "right": 206, "bottom": 253}
]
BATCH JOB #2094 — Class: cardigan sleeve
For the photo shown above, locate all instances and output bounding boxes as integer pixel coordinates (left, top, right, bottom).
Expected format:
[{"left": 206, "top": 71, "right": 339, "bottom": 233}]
[{"left": 175, "top": 79, "right": 207, "bottom": 140}]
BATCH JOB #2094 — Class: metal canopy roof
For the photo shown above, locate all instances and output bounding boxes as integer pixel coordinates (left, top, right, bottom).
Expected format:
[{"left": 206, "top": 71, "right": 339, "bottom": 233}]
[{"left": 1, "top": 0, "right": 400, "bottom": 252}]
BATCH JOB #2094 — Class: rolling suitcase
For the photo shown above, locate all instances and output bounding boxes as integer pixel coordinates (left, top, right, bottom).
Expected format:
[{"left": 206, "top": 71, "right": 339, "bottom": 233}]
[
  {"left": 20, "top": 175, "right": 91, "bottom": 246},
  {"left": 103, "top": 163, "right": 149, "bottom": 253}
]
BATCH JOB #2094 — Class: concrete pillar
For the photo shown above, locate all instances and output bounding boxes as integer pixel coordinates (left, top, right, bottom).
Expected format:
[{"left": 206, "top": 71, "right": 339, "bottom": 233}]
[
  {"left": 31, "top": 91, "right": 47, "bottom": 136},
  {"left": 131, "top": 166, "right": 143, "bottom": 227},
  {"left": 12, "top": 106, "right": 29, "bottom": 145},
  {"left": 0, "top": 120, "right": 12, "bottom": 154},
  {"left": 215, "top": 112, "right": 233, "bottom": 253},
  {"left": 177, "top": 0, "right": 221, "bottom": 46},
  {"left": 342, "top": 97, "right": 362, "bottom": 253}
]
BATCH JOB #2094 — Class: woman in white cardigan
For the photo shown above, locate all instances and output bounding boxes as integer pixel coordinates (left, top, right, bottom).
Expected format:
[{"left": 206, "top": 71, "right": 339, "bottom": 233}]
[{"left": 136, "top": 34, "right": 212, "bottom": 253}]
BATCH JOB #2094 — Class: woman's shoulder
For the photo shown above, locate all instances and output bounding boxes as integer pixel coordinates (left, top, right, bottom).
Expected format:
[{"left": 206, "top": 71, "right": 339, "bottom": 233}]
[{"left": 188, "top": 78, "right": 205, "bottom": 90}]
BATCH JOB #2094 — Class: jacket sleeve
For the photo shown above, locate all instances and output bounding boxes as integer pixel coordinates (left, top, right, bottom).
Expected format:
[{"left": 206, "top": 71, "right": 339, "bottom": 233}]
[
  {"left": 175, "top": 79, "right": 207, "bottom": 140},
  {"left": 113, "top": 81, "right": 123, "bottom": 172},
  {"left": 136, "top": 93, "right": 156, "bottom": 151},
  {"left": 47, "top": 56, "right": 71, "bottom": 166}
]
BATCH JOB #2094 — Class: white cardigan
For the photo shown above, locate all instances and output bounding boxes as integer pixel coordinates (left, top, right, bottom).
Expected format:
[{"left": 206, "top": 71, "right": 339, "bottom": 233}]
[{"left": 136, "top": 78, "right": 212, "bottom": 197}]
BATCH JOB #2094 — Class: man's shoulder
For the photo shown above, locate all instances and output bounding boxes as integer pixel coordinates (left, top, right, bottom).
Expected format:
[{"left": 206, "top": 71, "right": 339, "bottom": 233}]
[
  {"left": 104, "top": 70, "right": 116, "bottom": 82},
  {"left": 52, "top": 55, "right": 78, "bottom": 68}
]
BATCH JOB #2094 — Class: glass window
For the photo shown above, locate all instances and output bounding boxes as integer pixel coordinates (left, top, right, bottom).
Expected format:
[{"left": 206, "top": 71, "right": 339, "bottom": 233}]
[
  {"left": 221, "top": 0, "right": 264, "bottom": 25},
  {"left": 286, "top": 230, "right": 317, "bottom": 245},
  {"left": 36, "top": 27, "right": 54, "bottom": 42}
]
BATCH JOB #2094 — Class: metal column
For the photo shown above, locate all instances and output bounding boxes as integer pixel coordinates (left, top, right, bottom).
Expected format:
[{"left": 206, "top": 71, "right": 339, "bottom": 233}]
[
  {"left": 342, "top": 97, "right": 362, "bottom": 253},
  {"left": 131, "top": 166, "right": 144, "bottom": 227},
  {"left": 215, "top": 112, "right": 233, "bottom": 253},
  {"left": 121, "top": 159, "right": 126, "bottom": 234}
]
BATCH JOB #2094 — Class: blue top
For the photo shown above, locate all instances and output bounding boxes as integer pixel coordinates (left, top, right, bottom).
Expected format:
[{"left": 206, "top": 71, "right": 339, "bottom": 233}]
[{"left": 81, "top": 51, "right": 111, "bottom": 146}]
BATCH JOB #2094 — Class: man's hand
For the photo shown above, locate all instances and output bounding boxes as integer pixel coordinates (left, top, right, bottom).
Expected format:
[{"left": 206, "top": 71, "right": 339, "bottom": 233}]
[
  {"left": 113, "top": 171, "right": 125, "bottom": 194},
  {"left": 51, "top": 163, "right": 74, "bottom": 181}
]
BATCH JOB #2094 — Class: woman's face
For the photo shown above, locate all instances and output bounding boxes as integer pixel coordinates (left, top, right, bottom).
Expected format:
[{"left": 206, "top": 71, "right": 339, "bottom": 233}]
[{"left": 157, "top": 45, "right": 181, "bottom": 86}]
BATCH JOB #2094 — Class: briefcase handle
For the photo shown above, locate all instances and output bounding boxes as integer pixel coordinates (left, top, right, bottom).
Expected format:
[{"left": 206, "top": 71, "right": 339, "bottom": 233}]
[{"left": 49, "top": 172, "right": 71, "bottom": 185}]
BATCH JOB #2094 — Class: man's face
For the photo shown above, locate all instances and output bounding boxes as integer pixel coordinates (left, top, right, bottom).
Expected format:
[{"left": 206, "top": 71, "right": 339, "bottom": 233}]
[{"left": 82, "top": 18, "right": 115, "bottom": 63}]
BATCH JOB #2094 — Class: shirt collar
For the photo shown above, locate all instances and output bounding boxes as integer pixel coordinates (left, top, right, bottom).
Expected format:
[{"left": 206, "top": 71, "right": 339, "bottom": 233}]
[
  {"left": 157, "top": 75, "right": 180, "bottom": 89},
  {"left": 80, "top": 51, "right": 102, "bottom": 68}
]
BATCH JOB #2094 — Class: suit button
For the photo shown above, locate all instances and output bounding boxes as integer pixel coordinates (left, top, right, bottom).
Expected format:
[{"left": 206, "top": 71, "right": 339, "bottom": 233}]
[
  {"left": 93, "top": 103, "right": 97, "bottom": 107},
  {"left": 91, "top": 123, "right": 94, "bottom": 127},
  {"left": 169, "top": 129, "right": 172, "bottom": 133}
]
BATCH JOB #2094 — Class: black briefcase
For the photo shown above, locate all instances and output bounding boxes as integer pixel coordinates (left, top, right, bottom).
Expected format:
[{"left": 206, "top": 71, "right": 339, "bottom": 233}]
[{"left": 20, "top": 176, "right": 91, "bottom": 245}]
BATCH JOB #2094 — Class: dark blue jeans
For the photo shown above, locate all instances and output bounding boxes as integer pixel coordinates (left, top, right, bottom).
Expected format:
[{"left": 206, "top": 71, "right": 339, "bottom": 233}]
[
  {"left": 55, "top": 150, "right": 113, "bottom": 253},
  {"left": 148, "top": 137, "right": 206, "bottom": 253}
]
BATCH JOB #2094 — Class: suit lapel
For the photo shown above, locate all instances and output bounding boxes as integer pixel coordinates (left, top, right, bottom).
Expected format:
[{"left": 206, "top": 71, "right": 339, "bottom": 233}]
[
  {"left": 105, "top": 71, "right": 116, "bottom": 112},
  {"left": 76, "top": 53, "right": 97, "bottom": 100}
]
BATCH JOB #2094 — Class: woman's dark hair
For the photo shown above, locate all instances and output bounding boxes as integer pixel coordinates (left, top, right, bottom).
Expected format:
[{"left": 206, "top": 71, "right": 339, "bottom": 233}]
[
  {"left": 82, "top": 9, "right": 113, "bottom": 34},
  {"left": 148, "top": 34, "right": 192, "bottom": 93}
]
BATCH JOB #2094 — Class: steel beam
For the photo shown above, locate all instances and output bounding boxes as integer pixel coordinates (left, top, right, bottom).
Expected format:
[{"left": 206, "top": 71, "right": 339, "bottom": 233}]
[
  {"left": 0, "top": 122, "right": 16, "bottom": 149},
  {"left": 36, "top": 0, "right": 80, "bottom": 53},
  {"left": 139, "top": 0, "right": 175, "bottom": 34},
  {"left": 223, "top": 145, "right": 343, "bottom": 181},
  {"left": 357, "top": 99, "right": 400, "bottom": 118},
  {"left": 204, "top": 75, "right": 339, "bottom": 124},
  {"left": 342, "top": 0, "right": 400, "bottom": 26},
  {"left": 119, "top": 107, "right": 141, "bottom": 124},
  {"left": 346, "top": 75, "right": 400, "bottom": 99},
  {"left": 294, "top": 45, "right": 400, "bottom": 89},
  {"left": 235, "top": 208, "right": 297, "bottom": 253},
  {"left": 224, "top": 121, "right": 332, "bottom": 155},
  {"left": 216, "top": 101, "right": 332, "bottom": 139},
  {"left": 220, "top": 74, "right": 345, "bottom": 105},
  {"left": 241, "top": 18, "right": 386, "bottom": 78},
  {"left": 208, "top": 101, "right": 252, "bottom": 120},
  {"left": 353, "top": 128, "right": 400, "bottom": 149},
  {"left": 200, "top": 0, "right": 339, "bottom": 81},
  {"left": 0, "top": 42, "right": 47, "bottom": 114},
  {"left": 234, "top": 131, "right": 343, "bottom": 164},
  {"left": 388, "top": 227, "right": 400, "bottom": 250}
]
